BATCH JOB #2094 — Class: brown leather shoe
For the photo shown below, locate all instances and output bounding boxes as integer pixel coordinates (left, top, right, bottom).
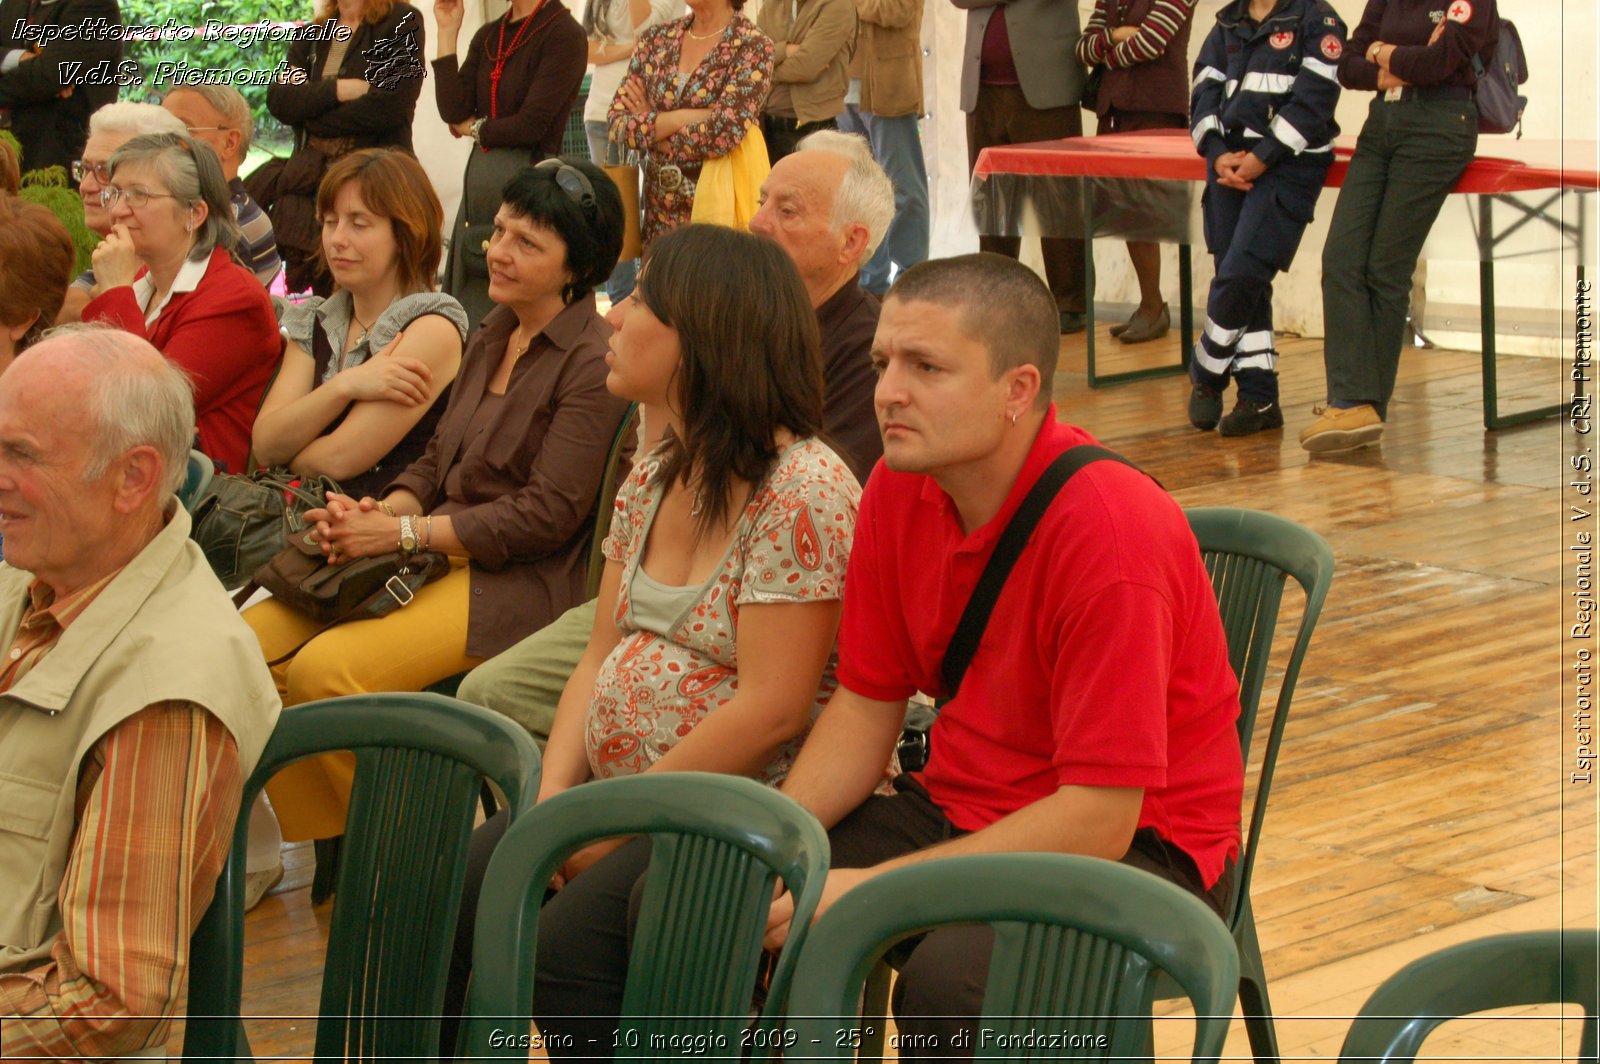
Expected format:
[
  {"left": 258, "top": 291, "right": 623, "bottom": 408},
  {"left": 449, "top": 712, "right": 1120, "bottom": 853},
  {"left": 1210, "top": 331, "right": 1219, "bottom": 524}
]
[
  {"left": 1299, "top": 404, "right": 1384, "bottom": 453},
  {"left": 1116, "top": 306, "right": 1170, "bottom": 344}
]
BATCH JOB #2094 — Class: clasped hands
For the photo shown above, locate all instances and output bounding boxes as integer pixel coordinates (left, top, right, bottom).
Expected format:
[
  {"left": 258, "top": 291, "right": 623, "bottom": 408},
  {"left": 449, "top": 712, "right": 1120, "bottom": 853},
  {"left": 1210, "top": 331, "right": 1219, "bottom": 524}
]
[
  {"left": 304, "top": 494, "right": 403, "bottom": 565},
  {"left": 1213, "top": 150, "right": 1266, "bottom": 191}
]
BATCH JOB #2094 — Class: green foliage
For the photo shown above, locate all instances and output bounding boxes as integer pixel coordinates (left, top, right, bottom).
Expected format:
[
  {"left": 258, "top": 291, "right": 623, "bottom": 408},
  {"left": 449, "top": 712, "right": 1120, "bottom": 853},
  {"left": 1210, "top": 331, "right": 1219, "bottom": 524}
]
[
  {"left": 116, "top": 0, "right": 312, "bottom": 153},
  {"left": 17, "top": 165, "right": 99, "bottom": 274}
]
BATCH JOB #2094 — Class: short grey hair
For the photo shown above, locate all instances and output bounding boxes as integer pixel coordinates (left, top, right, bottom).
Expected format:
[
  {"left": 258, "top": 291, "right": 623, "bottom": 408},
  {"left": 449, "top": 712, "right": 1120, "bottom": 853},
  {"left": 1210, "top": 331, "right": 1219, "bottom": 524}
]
[
  {"left": 86, "top": 101, "right": 187, "bottom": 141},
  {"left": 36, "top": 323, "right": 196, "bottom": 496},
  {"left": 165, "top": 85, "right": 254, "bottom": 157},
  {"left": 795, "top": 129, "right": 896, "bottom": 264},
  {"left": 109, "top": 132, "right": 242, "bottom": 263}
]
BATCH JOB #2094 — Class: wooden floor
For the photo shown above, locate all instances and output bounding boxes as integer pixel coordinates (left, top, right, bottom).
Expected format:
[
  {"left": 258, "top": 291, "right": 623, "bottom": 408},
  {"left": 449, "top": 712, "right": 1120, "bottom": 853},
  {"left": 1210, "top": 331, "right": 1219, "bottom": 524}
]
[{"left": 204, "top": 322, "right": 1596, "bottom": 1061}]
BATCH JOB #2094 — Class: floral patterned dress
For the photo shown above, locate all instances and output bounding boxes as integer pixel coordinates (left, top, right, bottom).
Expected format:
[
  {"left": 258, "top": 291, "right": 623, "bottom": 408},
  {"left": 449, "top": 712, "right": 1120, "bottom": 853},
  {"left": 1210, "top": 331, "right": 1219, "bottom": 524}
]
[
  {"left": 584, "top": 438, "right": 859, "bottom": 784},
  {"left": 606, "top": 12, "right": 774, "bottom": 248}
]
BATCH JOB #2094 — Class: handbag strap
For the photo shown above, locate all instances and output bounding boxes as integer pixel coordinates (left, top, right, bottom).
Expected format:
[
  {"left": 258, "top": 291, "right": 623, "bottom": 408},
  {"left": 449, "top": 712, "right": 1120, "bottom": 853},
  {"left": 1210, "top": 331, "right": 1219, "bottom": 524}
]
[{"left": 939, "top": 444, "right": 1146, "bottom": 698}]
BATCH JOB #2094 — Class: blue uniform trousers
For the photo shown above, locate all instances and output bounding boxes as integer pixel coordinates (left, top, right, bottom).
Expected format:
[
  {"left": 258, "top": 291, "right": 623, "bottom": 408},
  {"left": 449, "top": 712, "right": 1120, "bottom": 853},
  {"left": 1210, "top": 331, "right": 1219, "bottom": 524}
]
[{"left": 1192, "top": 153, "right": 1328, "bottom": 406}]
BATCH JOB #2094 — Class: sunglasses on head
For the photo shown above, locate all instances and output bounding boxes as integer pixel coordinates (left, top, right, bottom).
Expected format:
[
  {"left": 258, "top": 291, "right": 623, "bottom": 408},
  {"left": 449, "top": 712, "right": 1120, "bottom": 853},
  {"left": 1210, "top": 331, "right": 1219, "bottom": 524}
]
[{"left": 535, "top": 157, "right": 597, "bottom": 221}]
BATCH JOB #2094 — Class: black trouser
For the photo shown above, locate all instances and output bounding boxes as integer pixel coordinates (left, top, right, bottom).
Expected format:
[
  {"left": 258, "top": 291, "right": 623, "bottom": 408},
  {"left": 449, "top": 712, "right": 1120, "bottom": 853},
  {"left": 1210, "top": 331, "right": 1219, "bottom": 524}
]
[
  {"left": 512, "top": 777, "right": 1233, "bottom": 1063},
  {"left": 763, "top": 114, "right": 838, "bottom": 165},
  {"left": 825, "top": 776, "right": 1233, "bottom": 1062},
  {"left": 967, "top": 82, "right": 1087, "bottom": 314},
  {"left": 1320, "top": 94, "right": 1477, "bottom": 418}
]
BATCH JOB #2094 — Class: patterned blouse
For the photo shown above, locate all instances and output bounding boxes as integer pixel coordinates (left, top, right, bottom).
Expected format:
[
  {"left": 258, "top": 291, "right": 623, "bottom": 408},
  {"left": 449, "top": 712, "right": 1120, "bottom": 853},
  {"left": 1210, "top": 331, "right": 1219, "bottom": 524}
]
[
  {"left": 607, "top": 12, "right": 774, "bottom": 248},
  {"left": 584, "top": 438, "right": 860, "bottom": 784}
]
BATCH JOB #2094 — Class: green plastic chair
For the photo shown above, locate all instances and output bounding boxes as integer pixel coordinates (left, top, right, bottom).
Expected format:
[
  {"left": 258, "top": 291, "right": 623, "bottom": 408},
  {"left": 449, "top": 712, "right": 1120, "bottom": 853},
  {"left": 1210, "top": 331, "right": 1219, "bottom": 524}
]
[
  {"left": 854, "top": 507, "right": 1334, "bottom": 1064},
  {"left": 459, "top": 772, "right": 830, "bottom": 1060},
  {"left": 1338, "top": 930, "right": 1599, "bottom": 1063},
  {"left": 1181, "top": 506, "right": 1335, "bottom": 1064},
  {"left": 786, "top": 854, "right": 1240, "bottom": 1063},
  {"left": 178, "top": 449, "right": 214, "bottom": 513},
  {"left": 182, "top": 692, "right": 541, "bottom": 1063}
]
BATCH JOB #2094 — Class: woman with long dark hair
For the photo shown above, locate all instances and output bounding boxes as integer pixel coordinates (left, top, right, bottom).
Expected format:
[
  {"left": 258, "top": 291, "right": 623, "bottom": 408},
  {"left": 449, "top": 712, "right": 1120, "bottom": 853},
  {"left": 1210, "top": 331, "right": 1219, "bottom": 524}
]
[{"left": 440, "top": 225, "right": 862, "bottom": 1055}]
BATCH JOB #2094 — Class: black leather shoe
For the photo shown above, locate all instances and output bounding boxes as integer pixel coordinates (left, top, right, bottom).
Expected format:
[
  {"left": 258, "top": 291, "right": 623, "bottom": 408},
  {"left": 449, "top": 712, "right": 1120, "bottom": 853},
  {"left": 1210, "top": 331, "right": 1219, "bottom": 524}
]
[
  {"left": 1219, "top": 400, "right": 1285, "bottom": 437},
  {"left": 1059, "top": 311, "right": 1087, "bottom": 335},
  {"left": 1188, "top": 383, "right": 1223, "bottom": 431}
]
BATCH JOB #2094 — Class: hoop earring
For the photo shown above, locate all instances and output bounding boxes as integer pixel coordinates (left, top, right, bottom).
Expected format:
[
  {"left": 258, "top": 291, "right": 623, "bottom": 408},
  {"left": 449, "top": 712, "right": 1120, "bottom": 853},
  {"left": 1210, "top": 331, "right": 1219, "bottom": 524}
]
[{"left": 1009, "top": 410, "right": 1018, "bottom": 427}]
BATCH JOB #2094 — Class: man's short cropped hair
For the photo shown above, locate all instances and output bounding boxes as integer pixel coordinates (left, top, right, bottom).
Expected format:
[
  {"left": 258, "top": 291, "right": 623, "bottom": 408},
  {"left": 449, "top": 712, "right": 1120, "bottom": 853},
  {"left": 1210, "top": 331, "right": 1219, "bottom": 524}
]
[
  {"left": 165, "top": 85, "right": 255, "bottom": 157},
  {"left": 36, "top": 323, "right": 196, "bottom": 496},
  {"left": 795, "top": 129, "right": 895, "bottom": 262},
  {"left": 888, "top": 253, "right": 1060, "bottom": 410}
]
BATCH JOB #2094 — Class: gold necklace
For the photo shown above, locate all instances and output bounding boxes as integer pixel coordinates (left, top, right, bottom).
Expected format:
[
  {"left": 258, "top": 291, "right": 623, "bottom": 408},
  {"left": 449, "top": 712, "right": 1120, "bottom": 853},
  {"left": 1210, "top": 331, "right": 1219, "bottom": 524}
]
[{"left": 685, "top": 16, "right": 729, "bottom": 39}]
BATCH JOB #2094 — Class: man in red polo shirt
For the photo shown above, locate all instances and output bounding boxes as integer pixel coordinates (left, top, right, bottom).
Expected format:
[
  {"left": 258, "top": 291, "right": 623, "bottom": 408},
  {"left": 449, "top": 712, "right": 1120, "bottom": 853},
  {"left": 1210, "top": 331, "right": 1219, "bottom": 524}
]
[{"left": 767, "top": 252, "right": 1244, "bottom": 1055}]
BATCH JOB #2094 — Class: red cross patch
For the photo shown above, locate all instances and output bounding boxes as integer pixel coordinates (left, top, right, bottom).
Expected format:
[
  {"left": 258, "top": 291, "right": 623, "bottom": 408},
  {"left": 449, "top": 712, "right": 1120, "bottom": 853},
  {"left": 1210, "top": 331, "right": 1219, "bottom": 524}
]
[
  {"left": 1447, "top": 0, "right": 1472, "bottom": 22},
  {"left": 1320, "top": 34, "right": 1342, "bottom": 59},
  {"left": 1269, "top": 31, "right": 1294, "bottom": 49}
]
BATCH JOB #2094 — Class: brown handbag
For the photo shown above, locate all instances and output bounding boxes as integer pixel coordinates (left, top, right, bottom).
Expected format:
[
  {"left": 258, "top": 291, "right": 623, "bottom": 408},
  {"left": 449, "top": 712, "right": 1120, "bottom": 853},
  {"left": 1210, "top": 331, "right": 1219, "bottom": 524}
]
[
  {"left": 603, "top": 161, "right": 643, "bottom": 261},
  {"left": 255, "top": 523, "right": 451, "bottom": 635}
]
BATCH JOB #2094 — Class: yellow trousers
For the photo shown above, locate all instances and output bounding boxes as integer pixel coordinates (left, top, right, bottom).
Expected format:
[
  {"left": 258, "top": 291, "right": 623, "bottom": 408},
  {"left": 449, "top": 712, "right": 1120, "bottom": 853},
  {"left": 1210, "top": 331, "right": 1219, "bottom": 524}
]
[{"left": 242, "top": 559, "right": 484, "bottom": 841}]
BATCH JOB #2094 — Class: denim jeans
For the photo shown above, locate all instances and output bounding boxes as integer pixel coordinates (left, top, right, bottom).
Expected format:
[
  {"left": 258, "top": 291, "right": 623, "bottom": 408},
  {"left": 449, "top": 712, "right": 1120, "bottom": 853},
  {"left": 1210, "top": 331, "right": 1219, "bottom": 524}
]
[
  {"left": 836, "top": 105, "right": 930, "bottom": 296},
  {"left": 585, "top": 119, "right": 639, "bottom": 303}
]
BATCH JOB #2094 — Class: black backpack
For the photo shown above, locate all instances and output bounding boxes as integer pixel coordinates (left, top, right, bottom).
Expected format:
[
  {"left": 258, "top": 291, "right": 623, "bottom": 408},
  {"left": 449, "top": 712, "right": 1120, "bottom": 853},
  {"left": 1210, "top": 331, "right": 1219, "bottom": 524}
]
[{"left": 1472, "top": 18, "right": 1528, "bottom": 138}]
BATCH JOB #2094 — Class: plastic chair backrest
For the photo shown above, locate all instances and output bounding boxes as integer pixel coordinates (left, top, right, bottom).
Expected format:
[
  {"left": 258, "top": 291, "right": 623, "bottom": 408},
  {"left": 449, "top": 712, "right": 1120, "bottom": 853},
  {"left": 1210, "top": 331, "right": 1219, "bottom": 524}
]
[
  {"left": 1338, "top": 930, "right": 1600, "bottom": 1063},
  {"left": 787, "top": 854, "right": 1240, "bottom": 1063},
  {"left": 182, "top": 693, "right": 541, "bottom": 1063},
  {"left": 1185, "top": 506, "right": 1333, "bottom": 927},
  {"left": 460, "top": 772, "right": 830, "bottom": 1059},
  {"left": 179, "top": 449, "right": 214, "bottom": 513},
  {"left": 586, "top": 402, "right": 641, "bottom": 599}
]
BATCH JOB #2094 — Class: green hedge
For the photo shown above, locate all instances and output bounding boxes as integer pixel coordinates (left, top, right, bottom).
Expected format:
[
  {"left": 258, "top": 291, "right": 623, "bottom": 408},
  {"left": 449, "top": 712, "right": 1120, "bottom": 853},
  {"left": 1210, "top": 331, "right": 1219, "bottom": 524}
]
[{"left": 118, "top": 0, "right": 310, "bottom": 153}]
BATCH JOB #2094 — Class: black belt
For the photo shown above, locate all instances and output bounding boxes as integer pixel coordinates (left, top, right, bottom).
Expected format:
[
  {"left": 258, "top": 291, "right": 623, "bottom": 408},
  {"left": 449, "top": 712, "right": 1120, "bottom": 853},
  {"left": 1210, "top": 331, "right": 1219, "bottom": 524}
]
[
  {"left": 1387, "top": 84, "right": 1474, "bottom": 103},
  {"left": 764, "top": 114, "right": 804, "bottom": 132}
]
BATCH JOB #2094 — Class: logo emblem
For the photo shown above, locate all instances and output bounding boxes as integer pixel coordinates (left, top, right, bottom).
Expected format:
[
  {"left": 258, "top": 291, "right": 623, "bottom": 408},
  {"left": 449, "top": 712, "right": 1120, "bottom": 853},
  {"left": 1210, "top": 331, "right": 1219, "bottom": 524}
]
[
  {"left": 1320, "top": 34, "right": 1342, "bottom": 59},
  {"left": 1269, "top": 31, "right": 1294, "bottom": 49},
  {"left": 1447, "top": 0, "right": 1472, "bottom": 22}
]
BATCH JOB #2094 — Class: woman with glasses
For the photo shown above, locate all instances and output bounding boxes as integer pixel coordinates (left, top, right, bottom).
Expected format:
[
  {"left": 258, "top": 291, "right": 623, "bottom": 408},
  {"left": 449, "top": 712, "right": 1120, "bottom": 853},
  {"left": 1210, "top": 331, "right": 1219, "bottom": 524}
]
[
  {"left": 81, "top": 132, "right": 279, "bottom": 475},
  {"left": 251, "top": 149, "right": 467, "bottom": 499},
  {"left": 56, "top": 102, "right": 188, "bottom": 325},
  {"left": 244, "top": 159, "right": 633, "bottom": 846}
]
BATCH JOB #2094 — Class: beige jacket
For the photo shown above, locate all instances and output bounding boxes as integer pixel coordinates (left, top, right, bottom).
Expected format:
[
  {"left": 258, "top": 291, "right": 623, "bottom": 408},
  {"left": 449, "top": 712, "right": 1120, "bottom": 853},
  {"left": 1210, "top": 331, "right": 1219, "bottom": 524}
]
[
  {"left": 851, "top": 0, "right": 924, "bottom": 117},
  {"left": 0, "top": 506, "right": 281, "bottom": 973},
  {"left": 760, "top": 0, "right": 859, "bottom": 123}
]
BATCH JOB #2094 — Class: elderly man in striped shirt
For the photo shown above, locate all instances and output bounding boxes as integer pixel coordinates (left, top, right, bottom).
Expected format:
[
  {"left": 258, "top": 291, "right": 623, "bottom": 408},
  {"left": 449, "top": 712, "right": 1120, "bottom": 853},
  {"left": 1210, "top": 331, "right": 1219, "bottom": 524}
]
[{"left": 0, "top": 326, "right": 280, "bottom": 1059}]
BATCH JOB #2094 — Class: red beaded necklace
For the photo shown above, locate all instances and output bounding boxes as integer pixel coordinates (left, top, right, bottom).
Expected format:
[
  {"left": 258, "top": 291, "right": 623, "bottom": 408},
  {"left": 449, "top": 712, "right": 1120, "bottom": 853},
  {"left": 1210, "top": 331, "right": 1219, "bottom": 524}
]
[{"left": 489, "top": 0, "right": 550, "bottom": 118}]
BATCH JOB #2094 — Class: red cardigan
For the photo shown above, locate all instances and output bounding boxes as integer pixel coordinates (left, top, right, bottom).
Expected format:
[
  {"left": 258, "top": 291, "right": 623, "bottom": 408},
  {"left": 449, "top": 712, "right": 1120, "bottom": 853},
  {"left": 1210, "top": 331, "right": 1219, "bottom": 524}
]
[{"left": 84, "top": 247, "right": 280, "bottom": 473}]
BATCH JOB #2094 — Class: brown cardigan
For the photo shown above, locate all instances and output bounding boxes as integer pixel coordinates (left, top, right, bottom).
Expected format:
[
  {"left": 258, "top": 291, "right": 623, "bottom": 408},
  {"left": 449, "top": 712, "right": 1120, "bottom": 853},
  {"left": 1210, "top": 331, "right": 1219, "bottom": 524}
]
[{"left": 386, "top": 296, "right": 631, "bottom": 657}]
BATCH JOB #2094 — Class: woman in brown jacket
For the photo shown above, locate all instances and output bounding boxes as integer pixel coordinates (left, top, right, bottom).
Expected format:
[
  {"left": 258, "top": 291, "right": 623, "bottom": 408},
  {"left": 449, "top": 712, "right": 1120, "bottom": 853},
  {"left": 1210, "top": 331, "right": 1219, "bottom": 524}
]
[{"left": 245, "top": 159, "right": 631, "bottom": 842}]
